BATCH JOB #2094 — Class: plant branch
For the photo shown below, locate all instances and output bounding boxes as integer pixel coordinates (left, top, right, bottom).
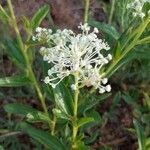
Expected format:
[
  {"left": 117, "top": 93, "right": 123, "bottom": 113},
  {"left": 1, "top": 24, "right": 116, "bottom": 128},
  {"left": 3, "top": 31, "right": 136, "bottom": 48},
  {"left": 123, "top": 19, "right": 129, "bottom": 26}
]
[
  {"left": 104, "top": 17, "right": 150, "bottom": 78},
  {"left": 7, "top": 0, "right": 50, "bottom": 128},
  {"left": 72, "top": 73, "right": 79, "bottom": 148},
  {"left": 136, "top": 36, "right": 150, "bottom": 45}
]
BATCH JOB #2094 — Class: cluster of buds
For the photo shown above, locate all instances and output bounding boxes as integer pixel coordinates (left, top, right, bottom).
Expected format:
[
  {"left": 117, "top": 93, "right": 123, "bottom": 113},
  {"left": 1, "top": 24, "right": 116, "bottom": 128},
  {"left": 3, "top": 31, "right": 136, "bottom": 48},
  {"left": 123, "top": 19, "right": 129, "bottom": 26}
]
[
  {"left": 33, "top": 23, "right": 112, "bottom": 94},
  {"left": 127, "top": 0, "right": 150, "bottom": 18}
]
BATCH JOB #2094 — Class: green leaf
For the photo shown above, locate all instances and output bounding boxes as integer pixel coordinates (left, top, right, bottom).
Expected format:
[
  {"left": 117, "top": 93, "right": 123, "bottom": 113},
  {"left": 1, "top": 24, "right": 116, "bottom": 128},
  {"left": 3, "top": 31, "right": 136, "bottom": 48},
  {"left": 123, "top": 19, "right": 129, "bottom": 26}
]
[
  {"left": 52, "top": 108, "right": 69, "bottom": 120},
  {"left": 143, "top": 93, "right": 150, "bottom": 110},
  {"left": 122, "top": 92, "right": 138, "bottom": 107},
  {"left": 137, "top": 37, "right": 150, "bottom": 45},
  {"left": 141, "top": 114, "right": 150, "bottom": 124},
  {"left": 20, "top": 122, "right": 66, "bottom": 150},
  {"left": 75, "top": 140, "right": 90, "bottom": 150},
  {"left": 85, "top": 131, "right": 98, "bottom": 144},
  {"left": 64, "top": 124, "right": 71, "bottom": 138},
  {"left": 105, "top": 51, "right": 136, "bottom": 78},
  {"left": 54, "top": 82, "right": 74, "bottom": 116},
  {"left": 26, "top": 112, "right": 51, "bottom": 123},
  {"left": 4, "top": 103, "right": 50, "bottom": 123},
  {"left": 79, "top": 93, "right": 111, "bottom": 114},
  {"left": 21, "top": 16, "right": 32, "bottom": 35},
  {"left": 4, "top": 103, "right": 37, "bottom": 115},
  {"left": 3, "top": 39, "right": 26, "bottom": 68},
  {"left": 0, "top": 75, "right": 30, "bottom": 87},
  {"left": 88, "top": 19, "right": 120, "bottom": 40},
  {"left": 113, "top": 41, "right": 122, "bottom": 59},
  {"left": 107, "top": 92, "right": 122, "bottom": 118},
  {"left": 110, "top": 92, "right": 121, "bottom": 112},
  {"left": 83, "top": 110, "right": 101, "bottom": 130},
  {"left": 133, "top": 119, "right": 146, "bottom": 150},
  {"left": 146, "top": 137, "right": 150, "bottom": 149},
  {"left": 31, "top": 5, "right": 49, "bottom": 30},
  {"left": 76, "top": 117, "right": 94, "bottom": 128}
]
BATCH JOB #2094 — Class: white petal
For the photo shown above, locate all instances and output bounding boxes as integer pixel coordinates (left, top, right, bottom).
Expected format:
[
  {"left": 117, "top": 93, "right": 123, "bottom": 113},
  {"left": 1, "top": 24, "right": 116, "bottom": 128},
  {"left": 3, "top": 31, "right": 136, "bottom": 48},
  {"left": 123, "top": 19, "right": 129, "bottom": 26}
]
[
  {"left": 102, "top": 78, "right": 108, "bottom": 84},
  {"left": 105, "top": 85, "right": 111, "bottom": 92}
]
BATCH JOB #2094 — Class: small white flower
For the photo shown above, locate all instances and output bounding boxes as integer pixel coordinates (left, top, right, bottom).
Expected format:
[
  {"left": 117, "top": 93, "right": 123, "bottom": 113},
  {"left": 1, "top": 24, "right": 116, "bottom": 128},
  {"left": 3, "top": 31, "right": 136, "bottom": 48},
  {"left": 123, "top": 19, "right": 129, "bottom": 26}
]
[
  {"left": 105, "top": 85, "right": 111, "bottom": 92},
  {"left": 107, "top": 54, "right": 112, "bottom": 60},
  {"left": 71, "top": 84, "right": 77, "bottom": 90},
  {"left": 32, "top": 36, "right": 36, "bottom": 41},
  {"left": 36, "top": 27, "right": 42, "bottom": 32},
  {"left": 99, "top": 88, "right": 105, "bottom": 94},
  {"left": 34, "top": 23, "right": 112, "bottom": 93},
  {"left": 44, "top": 76, "right": 50, "bottom": 84},
  {"left": 127, "top": 0, "right": 150, "bottom": 18},
  {"left": 94, "top": 27, "right": 99, "bottom": 33},
  {"left": 102, "top": 78, "right": 108, "bottom": 84}
]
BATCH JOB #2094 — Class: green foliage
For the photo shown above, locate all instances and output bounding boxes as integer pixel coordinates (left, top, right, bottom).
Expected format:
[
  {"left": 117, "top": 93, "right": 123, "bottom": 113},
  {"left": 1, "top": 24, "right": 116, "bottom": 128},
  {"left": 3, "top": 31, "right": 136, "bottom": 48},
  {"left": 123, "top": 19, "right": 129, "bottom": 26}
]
[
  {"left": 4, "top": 103, "right": 51, "bottom": 123},
  {"left": 21, "top": 5, "right": 50, "bottom": 35},
  {"left": 53, "top": 82, "right": 74, "bottom": 116},
  {"left": 2, "top": 39, "right": 27, "bottom": 68},
  {"left": 133, "top": 119, "right": 146, "bottom": 150},
  {"left": 0, "top": 75, "right": 30, "bottom": 87},
  {"left": 76, "top": 117, "right": 94, "bottom": 128},
  {"left": 122, "top": 90, "right": 150, "bottom": 150},
  {"left": 89, "top": 19, "right": 120, "bottom": 40},
  {"left": 78, "top": 93, "right": 111, "bottom": 114},
  {"left": 20, "top": 122, "right": 66, "bottom": 150},
  {"left": 31, "top": 5, "right": 49, "bottom": 30}
]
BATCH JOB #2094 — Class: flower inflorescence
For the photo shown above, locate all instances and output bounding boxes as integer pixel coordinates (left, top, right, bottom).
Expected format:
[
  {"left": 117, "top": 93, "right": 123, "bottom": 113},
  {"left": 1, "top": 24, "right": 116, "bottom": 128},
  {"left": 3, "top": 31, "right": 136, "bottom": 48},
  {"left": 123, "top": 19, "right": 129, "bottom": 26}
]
[
  {"left": 127, "top": 0, "right": 150, "bottom": 18},
  {"left": 33, "top": 23, "right": 112, "bottom": 94}
]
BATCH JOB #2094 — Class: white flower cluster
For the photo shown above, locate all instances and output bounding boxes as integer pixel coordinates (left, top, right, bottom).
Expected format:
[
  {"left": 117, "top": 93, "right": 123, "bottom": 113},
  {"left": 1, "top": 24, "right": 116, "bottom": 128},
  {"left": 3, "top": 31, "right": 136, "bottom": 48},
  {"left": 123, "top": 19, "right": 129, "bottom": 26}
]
[
  {"left": 33, "top": 23, "right": 112, "bottom": 94},
  {"left": 127, "top": 0, "right": 150, "bottom": 18}
]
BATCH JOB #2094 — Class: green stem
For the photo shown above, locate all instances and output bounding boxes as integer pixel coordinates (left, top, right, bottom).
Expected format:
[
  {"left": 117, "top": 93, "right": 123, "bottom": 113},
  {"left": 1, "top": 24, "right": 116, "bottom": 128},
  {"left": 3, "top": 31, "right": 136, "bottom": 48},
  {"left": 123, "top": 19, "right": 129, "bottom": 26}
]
[
  {"left": 108, "top": 0, "right": 116, "bottom": 24},
  {"left": 136, "top": 36, "right": 150, "bottom": 45},
  {"left": 51, "top": 115, "right": 56, "bottom": 135},
  {"left": 29, "top": 69, "right": 48, "bottom": 114},
  {"left": 105, "top": 18, "right": 150, "bottom": 78},
  {"left": 84, "top": 0, "right": 90, "bottom": 23},
  {"left": 7, "top": 0, "right": 50, "bottom": 128},
  {"left": 74, "top": 79, "right": 79, "bottom": 116},
  {"left": 7, "top": 0, "right": 24, "bottom": 54},
  {"left": 72, "top": 73, "right": 79, "bottom": 148}
]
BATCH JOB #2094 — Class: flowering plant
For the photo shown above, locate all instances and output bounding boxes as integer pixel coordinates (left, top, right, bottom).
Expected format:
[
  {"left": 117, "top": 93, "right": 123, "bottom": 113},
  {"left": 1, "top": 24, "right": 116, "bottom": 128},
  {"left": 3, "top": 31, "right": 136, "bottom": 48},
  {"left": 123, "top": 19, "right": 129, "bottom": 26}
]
[
  {"left": 32, "top": 23, "right": 112, "bottom": 148},
  {"left": 0, "top": 0, "right": 150, "bottom": 149},
  {"left": 34, "top": 23, "right": 112, "bottom": 93}
]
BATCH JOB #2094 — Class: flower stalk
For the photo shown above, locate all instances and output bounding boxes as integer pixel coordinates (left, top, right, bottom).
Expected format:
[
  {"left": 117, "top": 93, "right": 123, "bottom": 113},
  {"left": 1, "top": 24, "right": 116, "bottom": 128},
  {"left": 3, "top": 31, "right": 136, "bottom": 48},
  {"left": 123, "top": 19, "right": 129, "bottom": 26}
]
[{"left": 72, "top": 73, "right": 79, "bottom": 145}]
